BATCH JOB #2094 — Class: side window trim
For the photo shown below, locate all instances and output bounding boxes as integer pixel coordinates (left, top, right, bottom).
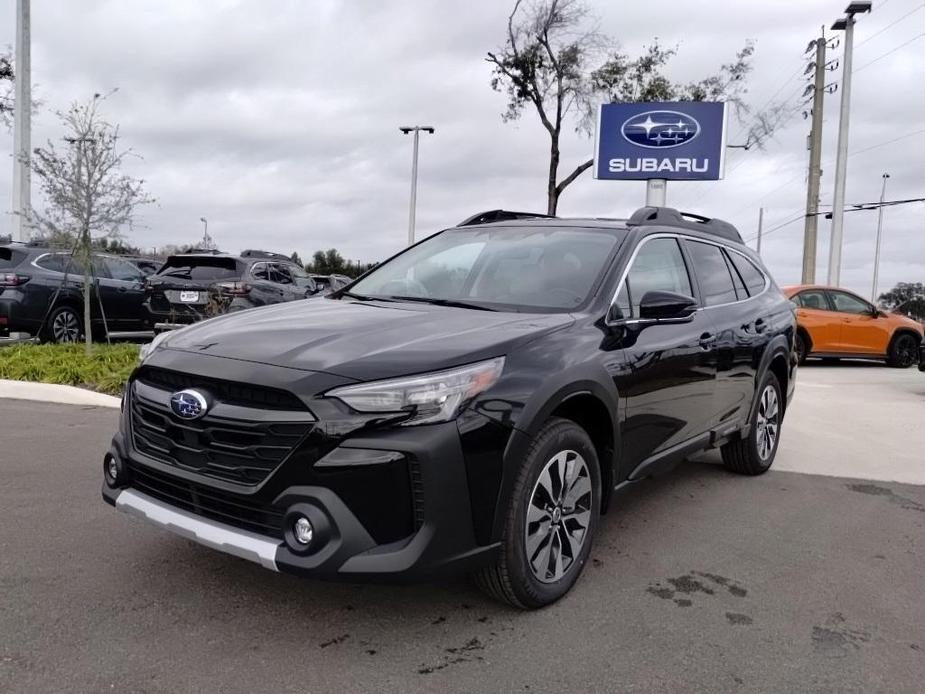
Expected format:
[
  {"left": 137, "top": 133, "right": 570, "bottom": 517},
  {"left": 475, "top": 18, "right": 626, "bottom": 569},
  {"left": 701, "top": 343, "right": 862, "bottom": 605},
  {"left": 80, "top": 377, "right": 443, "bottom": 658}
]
[{"left": 608, "top": 233, "right": 771, "bottom": 314}]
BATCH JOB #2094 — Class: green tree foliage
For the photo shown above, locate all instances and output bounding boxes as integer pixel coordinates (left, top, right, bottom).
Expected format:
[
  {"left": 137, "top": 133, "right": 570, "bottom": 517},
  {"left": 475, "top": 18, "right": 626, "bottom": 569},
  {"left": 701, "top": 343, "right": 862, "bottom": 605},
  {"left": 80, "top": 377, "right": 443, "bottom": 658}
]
[
  {"left": 878, "top": 282, "right": 925, "bottom": 321},
  {"left": 289, "top": 251, "right": 303, "bottom": 267},
  {"left": 304, "top": 248, "right": 376, "bottom": 277},
  {"left": 487, "top": 0, "right": 783, "bottom": 214}
]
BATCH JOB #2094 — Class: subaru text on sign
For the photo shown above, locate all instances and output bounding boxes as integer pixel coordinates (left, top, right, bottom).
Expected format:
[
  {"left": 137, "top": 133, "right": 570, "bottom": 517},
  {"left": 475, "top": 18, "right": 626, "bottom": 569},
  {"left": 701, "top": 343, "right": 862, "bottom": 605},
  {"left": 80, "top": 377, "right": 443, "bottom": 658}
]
[{"left": 594, "top": 102, "right": 728, "bottom": 180}]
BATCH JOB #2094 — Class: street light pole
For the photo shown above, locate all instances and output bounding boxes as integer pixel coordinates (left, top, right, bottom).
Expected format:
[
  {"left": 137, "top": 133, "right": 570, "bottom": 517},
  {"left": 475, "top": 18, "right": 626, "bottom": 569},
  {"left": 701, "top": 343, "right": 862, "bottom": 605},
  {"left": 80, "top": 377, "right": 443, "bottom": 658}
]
[
  {"left": 871, "top": 173, "right": 889, "bottom": 303},
  {"left": 399, "top": 126, "right": 435, "bottom": 246},
  {"left": 827, "top": 2, "right": 871, "bottom": 287},
  {"left": 11, "top": 0, "right": 32, "bottom": 241}
]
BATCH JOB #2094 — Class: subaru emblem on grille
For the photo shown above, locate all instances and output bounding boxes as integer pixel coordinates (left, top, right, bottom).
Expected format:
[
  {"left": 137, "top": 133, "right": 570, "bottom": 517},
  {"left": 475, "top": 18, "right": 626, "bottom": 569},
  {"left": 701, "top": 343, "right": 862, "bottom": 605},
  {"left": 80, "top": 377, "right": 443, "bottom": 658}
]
[{"left": 169, "top": 389, "right": 209, "bottom": 420}]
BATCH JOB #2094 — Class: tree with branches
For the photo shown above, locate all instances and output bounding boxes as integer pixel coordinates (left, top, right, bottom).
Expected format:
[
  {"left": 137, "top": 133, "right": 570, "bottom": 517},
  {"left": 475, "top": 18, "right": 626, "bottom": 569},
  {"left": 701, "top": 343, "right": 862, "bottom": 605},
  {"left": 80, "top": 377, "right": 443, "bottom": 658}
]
[
  {"left": 487, "top": 0, "right": 784, "bottom": 214},
  {"left": 0, "top": 51, "right": 12, "bottom": 128},
  {"left": 879, "top": 282, "right": 925, "bottom": 321},
  {"left": 30, "top": 94, "right": 154, "bottom": 350}
]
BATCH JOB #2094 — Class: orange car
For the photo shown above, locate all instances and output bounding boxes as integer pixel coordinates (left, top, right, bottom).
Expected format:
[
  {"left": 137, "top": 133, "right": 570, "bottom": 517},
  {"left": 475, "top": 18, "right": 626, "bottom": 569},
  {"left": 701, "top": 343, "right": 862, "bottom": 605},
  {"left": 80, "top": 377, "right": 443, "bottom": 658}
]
[{"left": 784, "top": 285, "right": 923, "bottom": 367}]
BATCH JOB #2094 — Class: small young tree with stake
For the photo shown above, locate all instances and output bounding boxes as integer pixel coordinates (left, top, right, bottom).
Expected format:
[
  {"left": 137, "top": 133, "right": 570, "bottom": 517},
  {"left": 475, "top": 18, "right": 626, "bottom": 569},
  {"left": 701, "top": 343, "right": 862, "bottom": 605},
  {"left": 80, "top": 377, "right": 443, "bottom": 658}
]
[{"left": 30, "top": 93, "right": 154, "bottom": 351}]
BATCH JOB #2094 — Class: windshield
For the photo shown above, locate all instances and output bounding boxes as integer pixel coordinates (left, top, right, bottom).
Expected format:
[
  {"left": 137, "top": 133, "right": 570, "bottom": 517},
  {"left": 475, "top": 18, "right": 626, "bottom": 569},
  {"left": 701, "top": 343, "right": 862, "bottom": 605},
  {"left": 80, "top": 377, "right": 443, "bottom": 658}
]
[{"left": 350, "top": 225, "right": 623, "bottom": 312}]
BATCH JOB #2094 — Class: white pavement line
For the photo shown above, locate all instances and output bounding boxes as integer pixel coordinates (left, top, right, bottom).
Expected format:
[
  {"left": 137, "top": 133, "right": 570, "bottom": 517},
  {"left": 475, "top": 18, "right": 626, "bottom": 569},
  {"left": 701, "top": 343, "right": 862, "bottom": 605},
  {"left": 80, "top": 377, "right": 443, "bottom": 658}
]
[{"left": 0, "top": 379, "right": 121, "bottom": 408}]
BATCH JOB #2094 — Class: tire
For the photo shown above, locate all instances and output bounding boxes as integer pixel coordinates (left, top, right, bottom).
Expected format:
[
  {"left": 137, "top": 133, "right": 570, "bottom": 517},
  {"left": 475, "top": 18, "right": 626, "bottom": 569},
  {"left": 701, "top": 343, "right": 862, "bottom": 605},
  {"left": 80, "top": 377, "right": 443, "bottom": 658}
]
[
  {"left": 721, "top": 371, "right": 782, "bottom": 476},
  {"left": 475, "top": 417, "right": 601, "bottom": 609},
  {"left": 794, "top": 331, "right": 808, "bottom": 365},
  {"left": 44, "top": 305, "right": 83, "bottom": 344},
  {"left": 887, "top": 333, "right": 918, "bottom": 368}
]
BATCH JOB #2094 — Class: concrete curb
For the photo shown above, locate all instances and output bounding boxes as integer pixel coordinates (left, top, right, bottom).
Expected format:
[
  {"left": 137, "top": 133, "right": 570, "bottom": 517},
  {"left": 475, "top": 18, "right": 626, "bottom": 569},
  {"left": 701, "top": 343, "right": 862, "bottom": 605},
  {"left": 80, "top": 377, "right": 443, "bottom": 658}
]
[{"left": 0, "top": 379, "right": 121, "bottom": 408}]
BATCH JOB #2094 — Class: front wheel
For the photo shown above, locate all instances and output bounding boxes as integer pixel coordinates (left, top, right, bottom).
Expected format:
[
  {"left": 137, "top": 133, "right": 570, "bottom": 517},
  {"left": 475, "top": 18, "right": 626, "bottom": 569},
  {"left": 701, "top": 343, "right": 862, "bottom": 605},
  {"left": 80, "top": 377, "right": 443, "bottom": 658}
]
[
  {"left": 476, "top": 418, "right": 601, "bottom": 609},
  {"left": 887, "top": 333, "right": 918, "bottom": 368},
  {"left": 721, "top": 371, "right": 782, "bottom": 476}
]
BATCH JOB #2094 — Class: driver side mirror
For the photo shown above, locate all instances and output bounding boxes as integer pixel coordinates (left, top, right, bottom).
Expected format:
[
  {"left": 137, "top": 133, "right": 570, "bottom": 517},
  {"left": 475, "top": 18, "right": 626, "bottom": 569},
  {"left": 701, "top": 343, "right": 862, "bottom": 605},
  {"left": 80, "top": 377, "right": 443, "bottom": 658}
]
[{"left": 638, "top": 290, "right": 699, "bottom": 321}]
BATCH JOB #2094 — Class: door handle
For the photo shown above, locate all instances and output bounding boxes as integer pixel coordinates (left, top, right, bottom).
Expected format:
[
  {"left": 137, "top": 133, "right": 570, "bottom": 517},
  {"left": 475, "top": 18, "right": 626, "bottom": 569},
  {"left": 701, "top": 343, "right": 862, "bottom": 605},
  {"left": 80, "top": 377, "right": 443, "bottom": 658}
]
[
  {"left": 118, "top": 287, "right": 127, "bottom": 292},
  {"left": 698, "top": 332, "right": 715, "bottom": 349}
]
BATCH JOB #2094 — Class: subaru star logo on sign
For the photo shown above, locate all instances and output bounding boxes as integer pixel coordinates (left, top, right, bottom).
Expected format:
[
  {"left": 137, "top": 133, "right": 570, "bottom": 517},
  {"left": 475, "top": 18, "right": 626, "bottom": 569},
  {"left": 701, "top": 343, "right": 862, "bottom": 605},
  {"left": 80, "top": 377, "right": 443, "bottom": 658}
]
[
  {"left": 169, "top": 389, "right": 209, "bottom": 420},
  {"left": 594, "top": 101, "right": 727, "bottom": 180}
]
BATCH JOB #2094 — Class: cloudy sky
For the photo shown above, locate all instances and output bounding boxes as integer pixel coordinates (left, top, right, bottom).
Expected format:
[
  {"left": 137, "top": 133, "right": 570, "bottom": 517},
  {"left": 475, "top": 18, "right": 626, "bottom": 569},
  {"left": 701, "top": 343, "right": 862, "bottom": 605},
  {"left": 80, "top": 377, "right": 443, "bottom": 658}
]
[{"left": 1, "top": 0, "right": 923, "bottom": 297}]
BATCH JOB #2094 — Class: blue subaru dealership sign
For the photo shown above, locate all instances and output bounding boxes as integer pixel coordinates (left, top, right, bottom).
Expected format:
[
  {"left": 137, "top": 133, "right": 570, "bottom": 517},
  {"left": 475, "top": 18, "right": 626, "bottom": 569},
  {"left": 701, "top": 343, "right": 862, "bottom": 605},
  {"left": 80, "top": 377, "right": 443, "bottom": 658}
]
[{"left": 594, "top": 102, "right": 728, "bottom": 181}]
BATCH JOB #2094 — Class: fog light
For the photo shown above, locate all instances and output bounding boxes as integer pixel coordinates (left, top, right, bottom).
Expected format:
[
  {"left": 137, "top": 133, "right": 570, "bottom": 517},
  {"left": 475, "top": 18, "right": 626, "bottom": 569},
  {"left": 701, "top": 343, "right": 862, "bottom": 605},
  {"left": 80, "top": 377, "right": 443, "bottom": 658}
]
[
  {"left": 103, "top": 453, "right": 123, "bottom": 488},
  {"left": 107, "top": 457, "right": 118, "bottom": 481},
  {"left": 293, "top": 516, "right": 314, "bottom": 545}
]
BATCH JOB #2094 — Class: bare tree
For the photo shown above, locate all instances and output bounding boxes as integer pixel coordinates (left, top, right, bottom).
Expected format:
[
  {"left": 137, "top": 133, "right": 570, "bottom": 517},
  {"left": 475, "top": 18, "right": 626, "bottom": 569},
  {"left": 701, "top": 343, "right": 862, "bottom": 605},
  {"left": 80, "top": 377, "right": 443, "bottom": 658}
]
[
  {"left": 1, "top": 51, "right": 13, "bottom": 128},
  {"left": 31, "top": 94, "right": 154, "bottom": 350},
  {"left": 487, "top": 0, "right": 779, "bottom": 214}
]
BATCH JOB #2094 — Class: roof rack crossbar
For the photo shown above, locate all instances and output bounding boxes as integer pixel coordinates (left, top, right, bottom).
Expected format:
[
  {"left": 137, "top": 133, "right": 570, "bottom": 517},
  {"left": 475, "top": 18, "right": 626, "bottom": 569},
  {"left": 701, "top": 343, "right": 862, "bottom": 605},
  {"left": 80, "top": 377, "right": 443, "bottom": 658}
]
[
  {"left": 240, "top": 249, "right": 290, "bottom": 261},
  {"left": 626, "top": 206, "right": 743, "bottom": 243},
  {"left": 457, "top": 209, "right": 557, "bottom": 227}
]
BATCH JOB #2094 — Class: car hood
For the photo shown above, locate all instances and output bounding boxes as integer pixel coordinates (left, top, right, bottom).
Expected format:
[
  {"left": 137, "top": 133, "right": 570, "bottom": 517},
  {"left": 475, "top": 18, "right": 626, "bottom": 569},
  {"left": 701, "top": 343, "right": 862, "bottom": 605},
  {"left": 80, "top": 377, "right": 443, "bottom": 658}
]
[{"left": 160, "top": 298, "right": 574, "bottom": 382}]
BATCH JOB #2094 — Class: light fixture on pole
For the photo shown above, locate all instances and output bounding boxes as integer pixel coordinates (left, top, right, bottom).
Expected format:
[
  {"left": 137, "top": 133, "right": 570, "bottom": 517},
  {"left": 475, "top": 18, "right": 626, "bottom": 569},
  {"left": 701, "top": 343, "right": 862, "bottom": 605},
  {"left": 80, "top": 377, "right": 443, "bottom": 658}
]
[
  {"left": 399, "top": 126, "right": 435, "bottom": 246},
  {"left": 827, "top": 1, "right": 872, "bottom": 287},
  {"left": 871, "top": 173, "right": 889, "bottom": 303},
  {"left": 199, "top": 216, "right": 210, "bottom": 249}
]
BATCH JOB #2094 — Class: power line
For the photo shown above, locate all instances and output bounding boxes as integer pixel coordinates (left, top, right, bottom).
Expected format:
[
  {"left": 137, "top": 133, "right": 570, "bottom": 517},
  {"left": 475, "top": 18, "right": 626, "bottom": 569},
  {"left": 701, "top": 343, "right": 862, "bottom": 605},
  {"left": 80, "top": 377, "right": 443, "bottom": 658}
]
[
  {"left": 744, "top": 210, "right": 805, "bottom": 243},
  {"left": 855, "top": 2, "right": 925, "bottom": 48},
  {"left": 854, "top": 29, "right": 925, "bottom": 72}
]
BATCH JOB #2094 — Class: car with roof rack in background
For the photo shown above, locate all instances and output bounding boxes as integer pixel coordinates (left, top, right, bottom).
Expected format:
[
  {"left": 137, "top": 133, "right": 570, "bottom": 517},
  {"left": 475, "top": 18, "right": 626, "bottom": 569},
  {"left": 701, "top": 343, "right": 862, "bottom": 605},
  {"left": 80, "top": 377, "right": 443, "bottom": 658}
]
[
  {"left": 103, "top": 206, "right": 796, "bottom": 608},
  {"left": 144, "top": 249, "right": 320, "bottom": 332},
  {"left": 1, "top": 242, "right": 150, "bottom": 343}
]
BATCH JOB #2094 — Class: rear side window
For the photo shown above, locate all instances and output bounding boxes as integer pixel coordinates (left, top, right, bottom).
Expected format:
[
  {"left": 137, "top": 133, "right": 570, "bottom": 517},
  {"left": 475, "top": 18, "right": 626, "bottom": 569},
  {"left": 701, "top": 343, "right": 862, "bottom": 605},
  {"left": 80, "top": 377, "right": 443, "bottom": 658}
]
[
  {"left": 727, "top": 251, "right": 767, "bottom": 296},
  {"left": 158, "top": 257, "right": 240, "bottom": 281},
  {"left": 0, "top": 247, "right": 26, "bottom": 269},
  {"left": 685, "top": 241, "right": 737, "bottom": 306},
  {"left": 722, "top": 251, "right": 747, "bottom": 300},
  {"left": 623, "top": 238, "right": 693, "bottom": 317},
  {"left": 794, "top": 290, "right": 829, "bottom": 310}
]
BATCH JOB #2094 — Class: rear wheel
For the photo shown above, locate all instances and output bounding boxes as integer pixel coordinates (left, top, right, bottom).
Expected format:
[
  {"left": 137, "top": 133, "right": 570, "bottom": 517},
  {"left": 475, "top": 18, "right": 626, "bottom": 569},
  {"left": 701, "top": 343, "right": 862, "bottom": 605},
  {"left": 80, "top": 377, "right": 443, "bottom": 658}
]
[
  {"left": 721, "top": 371, "right": 782, "bottom": 476},
  {"left": 44, "top": 305, "right": 82, "bottom": 344},
  {"left": 476, "top": 418, "right": 600, "bottom": 609},
  {"left": 887, "top": 333, "right": 918, "bottom": 368}
]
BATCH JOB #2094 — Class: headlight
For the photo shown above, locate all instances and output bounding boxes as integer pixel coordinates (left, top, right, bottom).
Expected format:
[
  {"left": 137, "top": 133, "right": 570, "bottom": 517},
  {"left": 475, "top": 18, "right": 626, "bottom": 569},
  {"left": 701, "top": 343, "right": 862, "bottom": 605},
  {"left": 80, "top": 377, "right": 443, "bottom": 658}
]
[
  {"left": 326, "top": 357, "right": 505, "bottom": 426},
  {"left": 138, "top": 330, "right": 171, "bottom": 364}
]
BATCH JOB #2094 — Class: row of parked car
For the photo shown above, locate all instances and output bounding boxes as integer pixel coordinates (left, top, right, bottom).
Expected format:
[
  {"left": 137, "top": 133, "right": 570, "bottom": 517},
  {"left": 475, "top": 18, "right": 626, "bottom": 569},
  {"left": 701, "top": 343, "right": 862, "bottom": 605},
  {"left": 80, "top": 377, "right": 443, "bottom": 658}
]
[{"left": 0, "top": 243, "right": 352, "bottom": 342}]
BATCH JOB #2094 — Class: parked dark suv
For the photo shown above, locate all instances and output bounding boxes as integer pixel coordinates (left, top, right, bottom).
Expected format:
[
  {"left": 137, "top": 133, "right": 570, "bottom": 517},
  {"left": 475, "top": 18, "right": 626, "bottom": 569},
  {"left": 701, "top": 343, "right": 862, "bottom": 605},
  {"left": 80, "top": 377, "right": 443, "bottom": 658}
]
[
  {"left": 145, "top": 249, "right": 318, "bottom": 330},
  {"left": 1, "top": 243, "right": 149, "bottom": 342},
  {"left": 102, "top": 207, "right": 796, "bottom": 608}
]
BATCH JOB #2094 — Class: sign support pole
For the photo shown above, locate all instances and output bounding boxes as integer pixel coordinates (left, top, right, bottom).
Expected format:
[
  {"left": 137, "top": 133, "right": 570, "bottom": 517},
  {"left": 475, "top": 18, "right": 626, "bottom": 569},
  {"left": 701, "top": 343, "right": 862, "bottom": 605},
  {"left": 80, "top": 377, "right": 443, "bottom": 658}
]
[{"left": 645, "top": 179, "right": 667, "bottom": 207}]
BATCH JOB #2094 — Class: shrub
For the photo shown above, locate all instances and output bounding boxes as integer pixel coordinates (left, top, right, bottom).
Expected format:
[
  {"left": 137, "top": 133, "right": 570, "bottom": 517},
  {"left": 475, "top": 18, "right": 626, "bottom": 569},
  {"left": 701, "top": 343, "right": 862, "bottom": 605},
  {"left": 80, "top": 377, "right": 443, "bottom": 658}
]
[{"left": 0, "top": 343, "right": 139, "bottom": 395}]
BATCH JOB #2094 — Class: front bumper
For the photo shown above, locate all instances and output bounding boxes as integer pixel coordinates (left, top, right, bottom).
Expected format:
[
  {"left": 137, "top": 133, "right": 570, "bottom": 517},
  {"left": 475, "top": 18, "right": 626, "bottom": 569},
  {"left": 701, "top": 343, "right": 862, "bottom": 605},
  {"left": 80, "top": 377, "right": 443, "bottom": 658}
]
[{"left": 103, "top": 417, "right": 502, "bottom": 582}]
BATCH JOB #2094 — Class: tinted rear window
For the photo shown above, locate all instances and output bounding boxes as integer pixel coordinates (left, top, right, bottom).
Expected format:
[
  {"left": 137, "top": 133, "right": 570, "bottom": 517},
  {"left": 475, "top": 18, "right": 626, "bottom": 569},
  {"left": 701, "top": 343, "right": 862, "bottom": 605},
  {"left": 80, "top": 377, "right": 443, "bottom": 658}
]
[
  {"left": 685, "top": 240, "right": 737, "bottom": 307},
  {"left": 0, "top": 247, "right": 26, "bottom": 269},
  {"left": 727, "top": 251, "right": 767, "bottom": 296},
  {"left": 157, "top": 256, "right": 240, "bottom": 281}
]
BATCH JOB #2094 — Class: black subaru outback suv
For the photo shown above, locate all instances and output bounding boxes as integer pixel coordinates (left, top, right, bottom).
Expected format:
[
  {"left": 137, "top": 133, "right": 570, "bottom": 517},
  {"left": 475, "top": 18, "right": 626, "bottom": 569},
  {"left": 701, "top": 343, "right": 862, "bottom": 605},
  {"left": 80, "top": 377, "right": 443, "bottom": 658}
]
[
  {"left": 102, "top": 207, "right": 796, "bottom": 608},
  {"left": 145, "top": 249, "right": 318, "bottom": 330},
  {"left": 1, "top": 243, "right": 149, "bottom": 342}
]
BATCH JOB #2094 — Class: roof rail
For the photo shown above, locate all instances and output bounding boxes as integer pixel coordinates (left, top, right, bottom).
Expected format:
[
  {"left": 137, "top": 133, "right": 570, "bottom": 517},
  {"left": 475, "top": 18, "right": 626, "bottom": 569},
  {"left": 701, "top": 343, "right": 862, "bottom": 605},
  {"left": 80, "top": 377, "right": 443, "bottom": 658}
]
[
  {"left": 627, "top": 207, "right": 743, "bottom": 243},
  {"left": 240, "top": 249, "right": 290, "bottom": 261},
  {"left": 457, "top": 209, "right": 556, "bottom": 227},
  {"left": 179, "top": 248, "right": 224, "bottom": 255}
]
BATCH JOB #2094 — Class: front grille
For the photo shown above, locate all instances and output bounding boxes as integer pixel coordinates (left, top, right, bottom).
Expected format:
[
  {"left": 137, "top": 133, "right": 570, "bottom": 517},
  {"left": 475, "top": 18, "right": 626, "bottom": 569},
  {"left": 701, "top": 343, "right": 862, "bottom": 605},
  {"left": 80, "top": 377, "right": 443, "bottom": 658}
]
[
  {"left": 126, "top": 461, "right": 284, "bottom": 538},
  {"left": 136, "top": 367, "right": 306, "bottom": 411},
  {"left": 130, "top": 379, "right": 314, "bottom": 485}
]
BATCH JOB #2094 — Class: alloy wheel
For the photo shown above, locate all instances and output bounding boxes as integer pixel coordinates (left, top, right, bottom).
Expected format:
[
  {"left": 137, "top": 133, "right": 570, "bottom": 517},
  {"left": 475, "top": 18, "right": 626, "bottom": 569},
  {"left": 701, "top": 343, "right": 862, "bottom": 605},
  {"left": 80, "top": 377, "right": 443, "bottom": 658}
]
[
  {"left": 524, "top": 449, "right": 593, "bottom": 584},
  {"left": 52, "top": 309, "right": 81, "bottom": 343},
  {"left": 755, "top": 385, "right": 779, "bottom": 461}
]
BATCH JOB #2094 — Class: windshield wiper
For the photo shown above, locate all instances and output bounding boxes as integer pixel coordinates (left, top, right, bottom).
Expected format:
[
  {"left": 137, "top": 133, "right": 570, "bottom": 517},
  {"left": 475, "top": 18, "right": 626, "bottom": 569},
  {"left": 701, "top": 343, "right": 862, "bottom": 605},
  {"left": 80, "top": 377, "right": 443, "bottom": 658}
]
[
  {"left": 339, "top": 290, "right": 397, "bottom": 302},
  {"left": 387, "top": 295, "right": 498, "bottom": 311}
]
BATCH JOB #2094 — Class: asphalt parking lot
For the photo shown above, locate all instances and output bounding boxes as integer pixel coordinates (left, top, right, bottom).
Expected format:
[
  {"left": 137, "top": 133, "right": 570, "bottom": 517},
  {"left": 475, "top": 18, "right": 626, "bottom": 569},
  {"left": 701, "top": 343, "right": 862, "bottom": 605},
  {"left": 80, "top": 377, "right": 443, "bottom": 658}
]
[{"left": 2, "top": 364, "right": 924, "bottom": 693}]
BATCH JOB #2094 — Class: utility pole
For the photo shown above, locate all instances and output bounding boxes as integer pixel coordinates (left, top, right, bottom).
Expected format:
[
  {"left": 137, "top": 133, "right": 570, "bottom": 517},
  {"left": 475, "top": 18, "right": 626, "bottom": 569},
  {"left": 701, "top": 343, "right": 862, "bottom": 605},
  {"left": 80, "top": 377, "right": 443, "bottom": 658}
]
[
  {"left": 399, "top": 126, "right": 435, "bottom": 246},
  {"left": 827, "top": 2, "right": 871, "bottom": 286},
  {"left": 756, "top": 207, "right": 764, "bottom": 256},
  {"left": 802, "top": 36, "right": 827, "bottom": 284},
  {"left": 871, "top": 173, "right": 889, "bottom": 303},
  {"left": 11, "top": 0, "right": 32, "bottom": 241}
]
